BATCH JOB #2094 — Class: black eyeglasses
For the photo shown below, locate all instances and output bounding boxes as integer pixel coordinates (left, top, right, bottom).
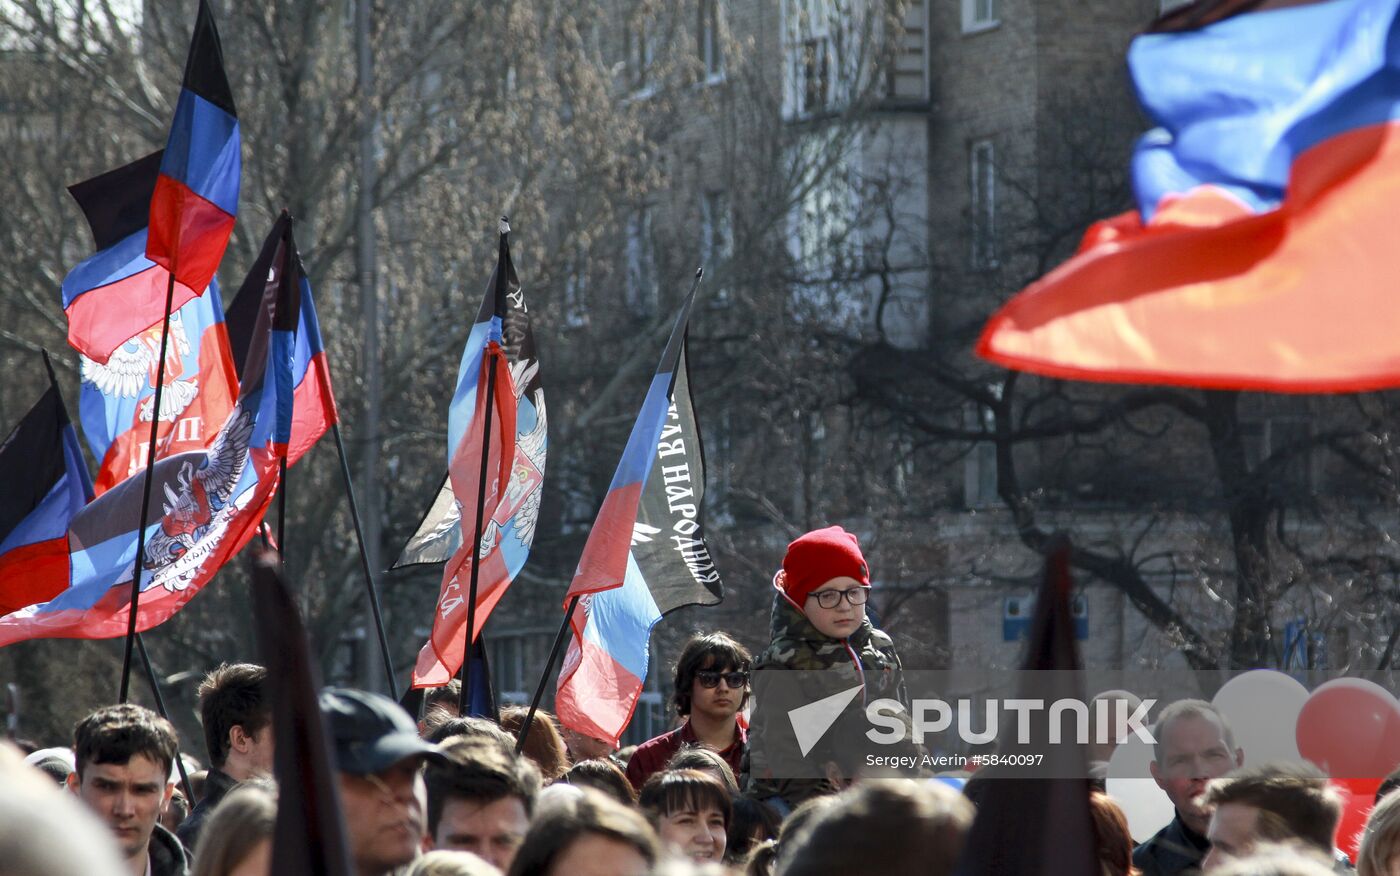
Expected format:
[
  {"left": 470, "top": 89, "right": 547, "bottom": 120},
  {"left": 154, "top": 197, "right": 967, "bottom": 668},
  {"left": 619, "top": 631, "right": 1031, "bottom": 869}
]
[
  {"left": 696, "top": 669, "right": 749, "bottom": 689},
  {"left": 807, "top": 586, "right": 870, "bottom": 609}
]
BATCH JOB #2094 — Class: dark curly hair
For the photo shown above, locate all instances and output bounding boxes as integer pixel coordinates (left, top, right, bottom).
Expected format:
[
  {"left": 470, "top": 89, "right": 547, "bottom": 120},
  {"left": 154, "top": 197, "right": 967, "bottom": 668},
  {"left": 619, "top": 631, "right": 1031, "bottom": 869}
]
[{"left": 671, "top": 631, "right": 751, "bottom": 717}]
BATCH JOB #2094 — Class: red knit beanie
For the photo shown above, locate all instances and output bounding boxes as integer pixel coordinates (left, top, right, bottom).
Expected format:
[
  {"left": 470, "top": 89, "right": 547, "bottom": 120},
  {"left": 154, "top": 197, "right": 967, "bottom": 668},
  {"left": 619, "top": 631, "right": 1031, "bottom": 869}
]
[{"left": 780, "top": 526, "right": 870, "bottom": 607}]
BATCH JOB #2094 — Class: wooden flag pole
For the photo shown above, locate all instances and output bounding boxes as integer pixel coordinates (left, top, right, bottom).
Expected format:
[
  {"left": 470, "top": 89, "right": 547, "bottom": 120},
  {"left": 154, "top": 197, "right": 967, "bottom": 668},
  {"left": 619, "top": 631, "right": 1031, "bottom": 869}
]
[
  {"left": 331, "top": 421, "right": 398, "bottom": 700},
  {"left": 516, "top": 595, "right": 579, "bottom": 754},
  {"left": 119, "top": 271, "right": 179, "bottom": 703}
]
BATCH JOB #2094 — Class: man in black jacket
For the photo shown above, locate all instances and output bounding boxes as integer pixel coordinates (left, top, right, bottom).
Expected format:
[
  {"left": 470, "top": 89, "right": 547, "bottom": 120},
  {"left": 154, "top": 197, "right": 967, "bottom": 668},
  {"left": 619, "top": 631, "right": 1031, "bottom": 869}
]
[
  {"left": 176, "top": 663, "right": 273, "bottom": 853},
  {"left": 1133, "top": 700, "right": 1244, "bottom": 876}
]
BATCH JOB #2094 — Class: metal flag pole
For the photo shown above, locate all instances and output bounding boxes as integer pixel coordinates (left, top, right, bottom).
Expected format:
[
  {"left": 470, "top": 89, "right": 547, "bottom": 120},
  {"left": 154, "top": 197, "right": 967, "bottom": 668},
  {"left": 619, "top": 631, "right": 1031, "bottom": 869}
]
[
  {"left": 457, "top": 351, "right": 499, "bottom": 716},
  {"left": 118, "top": 271, "right": 179, "bottom": 703},
  {"left": 136, "top": 634, "right": 194, "bottom": 803},
  {"left": 331, "top": 421, "right": 398, "bottom": 700},
  {"left": 515, "top": 595, "right": 579, "bottom": 755}
]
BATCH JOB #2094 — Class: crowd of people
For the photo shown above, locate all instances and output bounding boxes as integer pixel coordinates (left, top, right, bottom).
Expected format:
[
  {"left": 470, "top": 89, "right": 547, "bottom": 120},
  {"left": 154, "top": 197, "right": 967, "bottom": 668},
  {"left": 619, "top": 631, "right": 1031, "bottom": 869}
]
[{"left": 2, "top": 526, "right": 1399, "bottom": 876}]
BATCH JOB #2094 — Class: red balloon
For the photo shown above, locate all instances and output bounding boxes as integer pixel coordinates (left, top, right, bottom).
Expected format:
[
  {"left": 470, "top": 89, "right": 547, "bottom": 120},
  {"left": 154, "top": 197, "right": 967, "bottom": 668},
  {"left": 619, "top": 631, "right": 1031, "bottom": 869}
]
[
  {"left": 1331, "top": 777, "right": 1382, "bottom": 860},
  {"left": 1295, "top": 678, "right": 1400, "bottom": 778}
]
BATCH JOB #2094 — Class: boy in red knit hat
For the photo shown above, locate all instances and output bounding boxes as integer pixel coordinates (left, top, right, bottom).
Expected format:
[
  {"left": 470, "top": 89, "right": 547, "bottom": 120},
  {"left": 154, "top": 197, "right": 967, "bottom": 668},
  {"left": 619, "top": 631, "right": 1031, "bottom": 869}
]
[{"left": 740, "top": 525, "right": 910, "bottom": 812}]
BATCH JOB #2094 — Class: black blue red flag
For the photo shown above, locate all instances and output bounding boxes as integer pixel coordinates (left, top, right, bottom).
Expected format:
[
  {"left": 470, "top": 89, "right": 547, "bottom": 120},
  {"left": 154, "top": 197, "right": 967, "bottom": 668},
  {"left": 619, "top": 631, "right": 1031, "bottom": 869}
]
[
  {"left": 556, "top": 284, "right": 723, "bottom": 745},
  {"left": 146, "top": 0, "right": 240, "bottom": 298},
  {"left": 980, "top": 0, "right": 1400, "bottom": 392},
  {"left": 0, "top": 216, "right": 297, "bottom": 646},
  {"left": 0, "top": 367, "right": 93, "bottom": 615},
  {"left": 66, "top": 151, "right": 238, "bottom": 494},
  {"left": 407, "top": 222, "right": 547, "bottom": 688},
  {"left": 226, "top": 221, "right": 338, "bottom": 466}
]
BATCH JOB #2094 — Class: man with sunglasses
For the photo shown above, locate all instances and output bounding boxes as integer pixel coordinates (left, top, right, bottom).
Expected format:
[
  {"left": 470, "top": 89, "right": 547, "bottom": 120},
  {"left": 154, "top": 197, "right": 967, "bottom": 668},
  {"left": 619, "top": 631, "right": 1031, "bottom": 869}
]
[{"left": 625, "top": 632, "right": 753, "bottom": 791}]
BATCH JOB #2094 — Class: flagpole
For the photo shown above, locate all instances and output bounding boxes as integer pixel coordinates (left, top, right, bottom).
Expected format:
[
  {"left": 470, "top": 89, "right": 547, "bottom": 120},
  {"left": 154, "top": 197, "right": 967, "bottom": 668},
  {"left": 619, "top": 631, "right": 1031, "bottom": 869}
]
[
  {"left": 135, "top": 633, "right": 194, "bottom": 803},
  {"left": 516, "top": 595, "right": 579, "bottom": 755},
  {"left": 457, "top": 350, "right": 499, "bottom": 716},
  {"left": 329, "top": 422, "right": 398, "bottom": 699},
  {"left": 118, "top": 271, "right": 179, "bottom": 703}
]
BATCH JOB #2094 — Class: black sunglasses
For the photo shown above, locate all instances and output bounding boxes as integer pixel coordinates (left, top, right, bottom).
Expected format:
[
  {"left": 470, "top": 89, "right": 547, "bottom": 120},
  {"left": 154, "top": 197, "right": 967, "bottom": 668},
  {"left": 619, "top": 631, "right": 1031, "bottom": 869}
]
[{"left": 696, "top": 669, "right": 750, "bottom": 689}]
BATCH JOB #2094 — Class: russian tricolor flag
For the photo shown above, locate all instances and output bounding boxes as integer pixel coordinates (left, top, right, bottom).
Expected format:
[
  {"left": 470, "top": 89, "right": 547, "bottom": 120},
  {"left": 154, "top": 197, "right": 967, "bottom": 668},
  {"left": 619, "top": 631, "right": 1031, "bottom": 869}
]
[
  {"left": 556, "top": 284, "right": 725, "bottom": 746},
  {"left": 980, "top": 0, "right": 1400, "bottom": 392},
  {"left": 146, "top": 0, "right": 240, "bottom": 298},
  {"left": 0, "top": 373, "right": 92, "bottom": 616}
]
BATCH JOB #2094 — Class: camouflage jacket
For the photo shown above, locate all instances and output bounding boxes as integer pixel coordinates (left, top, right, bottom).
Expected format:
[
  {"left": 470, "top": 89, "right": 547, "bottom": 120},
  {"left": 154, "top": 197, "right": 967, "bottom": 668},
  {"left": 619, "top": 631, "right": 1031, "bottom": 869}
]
[{"left": 741, "top": 591, "right": 909, "bottom": 807}]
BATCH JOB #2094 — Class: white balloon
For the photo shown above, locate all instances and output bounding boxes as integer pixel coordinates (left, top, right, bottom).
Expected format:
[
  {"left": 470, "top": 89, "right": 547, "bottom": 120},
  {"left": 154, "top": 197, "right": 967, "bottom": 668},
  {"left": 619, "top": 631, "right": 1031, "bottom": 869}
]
[
  {"left": 1106, "top": 734, "right": 1174, "bottom": 843},
  {"left": 1212, "top": 670, "right": 1310, "bottom": 767}
]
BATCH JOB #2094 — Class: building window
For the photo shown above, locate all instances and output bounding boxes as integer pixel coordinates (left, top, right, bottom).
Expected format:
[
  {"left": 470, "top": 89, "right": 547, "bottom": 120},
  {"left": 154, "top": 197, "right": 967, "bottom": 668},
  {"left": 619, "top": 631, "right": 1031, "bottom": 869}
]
[
  {"left": 961, "top": 0, "right": 998, "bottom": 33},
  {"left": 784, "top": 0, "right": 836, "bottom": 118},
  {"left": 970, "top": 139, "right": 997, "bottom": 270},
  {"left": 626, "top": 206, "right": 657, "bottom": 313},
  {"left": 487, "top": 630, "right": 555, "bottom": 705},
  {"left": 963, "top": 401, "right": 997, "bottom": 508},
  {"left": 700, "top": 190, "right": 733, "bottom": 304},
  {"left": 698, "top": 0, "right": 724, "bottom": 81}
]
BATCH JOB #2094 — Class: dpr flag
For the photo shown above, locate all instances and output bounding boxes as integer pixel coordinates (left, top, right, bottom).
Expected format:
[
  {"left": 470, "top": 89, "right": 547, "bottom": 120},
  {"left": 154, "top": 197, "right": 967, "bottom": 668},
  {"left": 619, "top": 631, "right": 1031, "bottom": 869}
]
[
  {"left": 66, "top": 151, "right": 237, "bottom": 495},
  {"left": 0, "top": 373, "right": 93, "bottom": 615},
  {"left": 979, "top": 0, "right": 1400, "bottom": 392},
  {"left": 0, "top": 216, "right": 298, "bottom": 647},
  {"left": 226, "top": 232, "right": 338, "bottom": 467},
  {"left": 409, "top": 223, "right": 547, "bottom": 688},
  {"left": 146, "top": 0, "right": 240, "bottom": 296}
]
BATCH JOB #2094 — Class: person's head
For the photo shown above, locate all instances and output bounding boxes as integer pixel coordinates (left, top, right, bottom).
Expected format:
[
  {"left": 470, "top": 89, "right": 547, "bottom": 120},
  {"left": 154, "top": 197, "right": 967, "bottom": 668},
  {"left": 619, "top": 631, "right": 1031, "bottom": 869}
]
[
  {"left": 1088, "top": 790, "right": 1135, "bottom": 876},
  {"left": 562, "top": 727, "right": 616, "bottom": 763},
  {"left": 69, "top": 703, "right": 179, "bottom": 862},
  {"left": 744, "top": 839, "right": 778, "bottom": 876},
  {"left": 1200, "top": 763, "right": 1342, "bottom": 872},
  {"left": 498, "top": 708, "right": 569, "bottom": 782},
  {"left": 24, "top": 748, "right": 74, "bottom": 785},
  {"left": 322, "top": 687, "right": 448, "bottom": 876},
  {"left": 672, "top": 632, "right": 752, "bottom": 724},
  {"left": 0, "top": 741, "right": 127, "bottom": 876},
  {"left": 664, "top": 745, "right": 740, "bottom": 796},
  {"left": 424, "top": 735, "right": 542, "bottom": 871},
  {"left": 727, "top": 797, "right": 782, "bottom": 862},
  {"left": 563, "top": 757, "right": 637, "bottom": 806},
  {"left": 776, "top": 779, "right": 975, "bottom": 876},
  {"left": 190, "top": 781, "right": 276, "bottom": 876},
  {"left": 1089, "top": 689, "right": 1144, "bottom": 764},
  {"left": 1208, "top": 842, "right": 1338, "bottom": 876},
  {"left": 405, "top": 849, "right": 503, "bottom": 876},
  {"left": 197, "top": 663, "right": 272, "bottom": 781},
  {"left": 775, "top": 526, "right": 871, "bottom": 640},
  {"left": 1148, "top": 699, "right": 1243, "bottom": 835},
  {"left": 1378, "top": 766, "right": 1400, "bottom": 806},
  {"left": 1359, "top": 785, "right": 1400, "bottom": 876},
  {"left": 425, "top": 714, "right": 515, "bottom": 748},
  {"left": 423, "top": 681, "right": 463, "bottom": 722},
  {"left": 639, "top": 769, "right": 731, "bottom": 864},
  {"left": 507, "top": 787, "right": 659, "bottom": 876}
]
